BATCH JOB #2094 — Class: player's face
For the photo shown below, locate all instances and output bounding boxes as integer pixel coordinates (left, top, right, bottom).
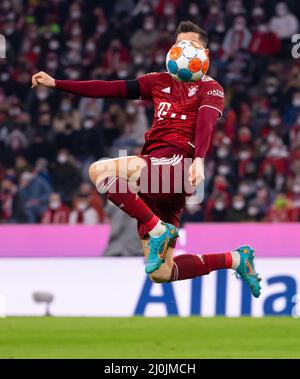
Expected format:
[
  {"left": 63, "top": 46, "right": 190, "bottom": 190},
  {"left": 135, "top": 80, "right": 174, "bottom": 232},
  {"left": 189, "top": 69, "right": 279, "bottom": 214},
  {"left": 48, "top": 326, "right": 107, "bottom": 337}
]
[{"left": 176, "top": 32, "right": 203, "bottom": 48}]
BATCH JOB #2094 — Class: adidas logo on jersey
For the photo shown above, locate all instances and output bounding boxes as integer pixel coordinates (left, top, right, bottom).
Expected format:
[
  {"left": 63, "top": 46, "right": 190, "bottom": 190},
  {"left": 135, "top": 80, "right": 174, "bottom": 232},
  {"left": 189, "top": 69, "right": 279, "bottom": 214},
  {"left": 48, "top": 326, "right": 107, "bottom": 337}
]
[
  {"left": 161, "top": 87, "right": 171, "bottom": 93},
  {"left": 202, "top": 75, "right": 214, "bottom": 82}
]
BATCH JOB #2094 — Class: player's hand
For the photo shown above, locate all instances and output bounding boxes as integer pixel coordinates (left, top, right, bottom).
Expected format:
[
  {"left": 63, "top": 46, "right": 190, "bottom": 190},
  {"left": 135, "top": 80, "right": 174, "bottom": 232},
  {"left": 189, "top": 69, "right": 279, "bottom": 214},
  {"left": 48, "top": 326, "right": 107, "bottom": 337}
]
[
  {"left": 31, "top": 71, "right": 55, "bottom": 88},
  {"left": 189, "top": 157, "right": 205, "bottom": 186}
]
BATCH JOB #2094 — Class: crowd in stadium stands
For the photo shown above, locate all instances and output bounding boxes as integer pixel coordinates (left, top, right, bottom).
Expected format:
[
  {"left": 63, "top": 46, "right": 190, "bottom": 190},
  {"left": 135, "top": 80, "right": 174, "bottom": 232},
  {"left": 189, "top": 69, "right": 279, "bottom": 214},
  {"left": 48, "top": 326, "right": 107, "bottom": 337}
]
[{"left": 1, "top": 0, "right": 300, "bottom": 225}]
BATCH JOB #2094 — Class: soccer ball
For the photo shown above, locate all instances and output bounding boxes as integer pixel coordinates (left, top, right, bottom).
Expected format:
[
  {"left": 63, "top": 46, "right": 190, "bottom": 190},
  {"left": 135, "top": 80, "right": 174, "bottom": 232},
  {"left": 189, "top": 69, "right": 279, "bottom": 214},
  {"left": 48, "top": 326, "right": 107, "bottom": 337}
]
[{"left": 166, "top": 40, "right": 209, "bottom": 82}]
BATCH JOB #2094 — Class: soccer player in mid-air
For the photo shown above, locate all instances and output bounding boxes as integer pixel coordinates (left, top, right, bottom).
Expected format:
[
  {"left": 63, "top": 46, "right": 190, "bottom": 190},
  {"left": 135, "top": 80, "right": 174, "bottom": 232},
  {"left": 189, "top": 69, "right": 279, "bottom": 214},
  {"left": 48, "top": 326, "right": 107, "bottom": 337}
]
[{"left": 32, "top": 21, "right": 261, "bottom": 297}]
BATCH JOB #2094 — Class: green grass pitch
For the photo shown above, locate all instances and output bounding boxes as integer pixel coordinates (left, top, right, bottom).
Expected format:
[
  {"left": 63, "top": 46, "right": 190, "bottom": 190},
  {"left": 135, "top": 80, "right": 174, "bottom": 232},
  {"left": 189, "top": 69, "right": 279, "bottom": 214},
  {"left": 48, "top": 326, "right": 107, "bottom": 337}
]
[{"left": 0, "top": 317, "right": 299, "bottom": 358}]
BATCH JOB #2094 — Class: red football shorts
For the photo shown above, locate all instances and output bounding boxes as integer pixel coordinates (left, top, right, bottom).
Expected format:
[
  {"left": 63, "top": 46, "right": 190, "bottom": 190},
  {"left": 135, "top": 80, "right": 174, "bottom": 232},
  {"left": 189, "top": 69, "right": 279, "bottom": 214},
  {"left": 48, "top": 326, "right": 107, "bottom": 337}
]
[{"left": 137, "top": 150, "right": 194, "bottom": 240}]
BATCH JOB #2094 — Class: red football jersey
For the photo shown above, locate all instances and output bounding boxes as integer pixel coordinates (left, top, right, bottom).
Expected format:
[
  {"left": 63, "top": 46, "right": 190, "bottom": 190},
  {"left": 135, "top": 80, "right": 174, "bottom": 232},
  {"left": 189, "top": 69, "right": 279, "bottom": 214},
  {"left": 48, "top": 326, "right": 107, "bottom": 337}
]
[{"left": 137, "top": 72, "right": 225, "bottom": 158}]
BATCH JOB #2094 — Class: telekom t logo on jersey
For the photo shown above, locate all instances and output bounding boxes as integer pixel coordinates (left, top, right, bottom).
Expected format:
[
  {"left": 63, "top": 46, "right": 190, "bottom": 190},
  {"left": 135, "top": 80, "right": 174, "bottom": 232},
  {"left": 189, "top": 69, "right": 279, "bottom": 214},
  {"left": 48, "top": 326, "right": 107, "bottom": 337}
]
[
  {"left": 157, "top": 102, "right": 171, "bottom": 121},
  {"left": 157, "top": 102, "right": 187, "bottom": 121}
]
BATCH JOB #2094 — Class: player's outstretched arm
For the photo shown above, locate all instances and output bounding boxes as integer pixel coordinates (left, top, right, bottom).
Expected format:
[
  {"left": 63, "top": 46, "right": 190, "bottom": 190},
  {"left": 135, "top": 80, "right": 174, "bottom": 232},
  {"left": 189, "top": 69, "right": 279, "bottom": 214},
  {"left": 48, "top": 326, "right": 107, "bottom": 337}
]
[
  {"left": 31, "top": 71, "right": 142, "bottom": 100},
  {"left": 189, "top": 106, "right": 220, "bottom": 186}
]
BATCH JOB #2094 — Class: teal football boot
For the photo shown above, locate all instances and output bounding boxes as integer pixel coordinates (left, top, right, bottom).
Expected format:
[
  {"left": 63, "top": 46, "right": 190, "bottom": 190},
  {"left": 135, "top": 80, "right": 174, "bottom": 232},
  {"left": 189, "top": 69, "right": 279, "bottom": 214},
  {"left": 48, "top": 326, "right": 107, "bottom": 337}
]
[
  {"left": 145, "top": 223, "right": 179, "bottom": 275},
  {"left": 234, "top": 245, "right": 262, "bottom": 298}
]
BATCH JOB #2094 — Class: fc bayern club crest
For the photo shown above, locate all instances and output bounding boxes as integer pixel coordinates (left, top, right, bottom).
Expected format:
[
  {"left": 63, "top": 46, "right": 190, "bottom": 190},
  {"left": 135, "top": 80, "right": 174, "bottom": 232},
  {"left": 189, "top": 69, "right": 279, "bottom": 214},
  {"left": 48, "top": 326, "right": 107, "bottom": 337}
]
[{"left": 188, "top": 85, "right": 199, "bottom": 97}]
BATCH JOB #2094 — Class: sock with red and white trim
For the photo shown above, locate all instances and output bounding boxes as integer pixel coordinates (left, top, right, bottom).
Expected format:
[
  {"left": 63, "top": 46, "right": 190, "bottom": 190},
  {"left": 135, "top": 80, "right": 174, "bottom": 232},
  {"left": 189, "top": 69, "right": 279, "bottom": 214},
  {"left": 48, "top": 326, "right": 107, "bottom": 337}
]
[{"left": 170, "top": 252, "right": 233, "bottom": 282}]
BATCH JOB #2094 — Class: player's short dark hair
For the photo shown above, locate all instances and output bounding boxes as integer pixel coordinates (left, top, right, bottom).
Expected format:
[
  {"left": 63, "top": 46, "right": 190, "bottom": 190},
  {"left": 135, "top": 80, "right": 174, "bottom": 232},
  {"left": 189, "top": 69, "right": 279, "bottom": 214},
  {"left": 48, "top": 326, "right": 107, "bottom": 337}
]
[{"left": 176, "top": 21, "right": 208, "bottom": 48}]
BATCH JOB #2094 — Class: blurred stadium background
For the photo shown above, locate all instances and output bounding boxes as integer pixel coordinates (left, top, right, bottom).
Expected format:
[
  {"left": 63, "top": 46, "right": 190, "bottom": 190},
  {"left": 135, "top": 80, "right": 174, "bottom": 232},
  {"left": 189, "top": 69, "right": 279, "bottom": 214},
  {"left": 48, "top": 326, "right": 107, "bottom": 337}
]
[{"left": 0, "top": 0, "right": 300, "bottom": 358}]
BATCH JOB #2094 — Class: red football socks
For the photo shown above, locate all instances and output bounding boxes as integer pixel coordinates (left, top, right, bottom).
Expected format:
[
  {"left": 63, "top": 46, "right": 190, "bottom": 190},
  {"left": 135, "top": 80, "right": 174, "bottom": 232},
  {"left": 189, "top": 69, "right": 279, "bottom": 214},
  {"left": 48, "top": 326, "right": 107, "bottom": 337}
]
[
  {"left": 170, "top": 253, "right": 232, "bottom": 281},
  {"left": 104, "top": 177, "right": 159, "bottom": 232}
]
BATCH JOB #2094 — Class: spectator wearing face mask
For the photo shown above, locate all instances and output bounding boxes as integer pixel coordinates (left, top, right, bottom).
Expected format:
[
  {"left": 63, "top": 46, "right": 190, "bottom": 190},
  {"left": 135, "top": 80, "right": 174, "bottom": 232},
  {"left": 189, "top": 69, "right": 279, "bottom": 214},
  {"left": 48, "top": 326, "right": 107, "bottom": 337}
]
[
  {"left": 78, "top": 96, "right": 104, "bottom": 125},
  {"left": 150, "top": 48, "right": 167, "bottom": 71},
  {"left": 227, "top": 194, "right": 248, "bottom": 222},
  {"left": 235, "top": 127, "right": 253, "bottom": 175},
  {"left": 18, "top": 170, "right": 53, "bottom": 223},
  {"left": 269, "top": 2, "right": 299, "bottom": 41},
  {"left": 181, "top": 202, "right": 204, "bottom": 223},
  {"left": 203, "top": 5, "right": 224, "bottom": 35},
  {"left": 264, "top": 77, "right": 284, "bottom": 110},
  {"left": 237, "top": 180, "right": 256, "bottom": 201},
  {"left": 267, "top": 109, "right": 284, "bottom": 132},
  {"left": 50, "top": 149, "right": 82, "bottom": 203},
  {"left": 41, "top": 193, "right": 70, "bottom": 224},
  {"left": 246, "top": 202, "right": 264, "bottom": 222},
  {"left": 251, "top": 6, "right": 265, "bottom": 28},
  {"left": 130, "top": 16, "right": 159, "bottom": 58},
  {"left": 205, "top": 177, "right": 230, "bottom": 221},
  {"left": 225, "top": 0, "right": 245, "bottom": 16},
  {"left": 28, "top": 85, "right": 56, "bottom": 116},
  {"left": 216, "top": 162, "right": 235, "bottom": 185},
  {"left": 260, "top": 135, "right": 289, "bottom": 179},
  {"left": 210, "top": 175, "right": 231, "bottom": 199},
  {"left": 45, "top": 51, "right": 60, "bottom": 75},
  {"left": 78, "top": 182, "right": 105, "bottom": 223},
  {"left": 270, "top": 2, "right": 299, "bottom": 58},
  {"left": 92, "top": 7, "right": 108, "bottom": 39},
  {"left": 155, "top": 0, "right": 179, "bottom": 19},
  {"left": 6, "top": 130, "right": 28, "bottom": 157},
  {"left": 53, "top": 97, "right": 81, "bottom": 134},
  {"left": 207, "top": 196, "right": 229, "bottom": 222},
  {"left": 222, "top": 16, "right": 252, "bottom": 60},
  {"left": 69, "top": 194, "right": 100, "bottom": 224},
  {"left": 253, "top": 185, "right": 273, "bottom": 215},
  {"left": 185, "top": 2, "right": 202, "bottom": 25},
  {"left": 72, "top": 117, "right": 106, "bottom": 165},
  {"left": 102, "top": 39, "right": 131, "bottom": 77},
  {"left": 237, "top": 127, "right": 251, "bottom": 146},
  {"left": 115, "top": 102, "right": 149, "bottom": 146},
  {"left": 249, "top": 19, "right": 281, "bottom": 80},
  {"left": 82, "top": 38, "right": 98, "bottom": 69},
  {"left": 214, "top": 143, "right": 231, "bottom": 161},
  {"left": 237, "top": 149, "right": 255, "bottom": 178}
]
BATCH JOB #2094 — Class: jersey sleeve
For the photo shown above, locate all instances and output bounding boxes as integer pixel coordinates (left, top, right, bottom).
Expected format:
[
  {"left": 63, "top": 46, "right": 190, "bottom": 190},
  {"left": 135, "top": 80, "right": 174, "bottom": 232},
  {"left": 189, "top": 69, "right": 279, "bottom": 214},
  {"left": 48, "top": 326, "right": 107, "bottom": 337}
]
[
  {"left": 194, "top": 106, "right": 220, "bottom": 158},
  {"left": 54, "top": 79, "right": 128, "bottom": 98},
  {"left": 137, "top": 72, "right": 159, "bottom": 100},
  {"left": 198, "top": 82, "right": 225, "bottom": 119}
]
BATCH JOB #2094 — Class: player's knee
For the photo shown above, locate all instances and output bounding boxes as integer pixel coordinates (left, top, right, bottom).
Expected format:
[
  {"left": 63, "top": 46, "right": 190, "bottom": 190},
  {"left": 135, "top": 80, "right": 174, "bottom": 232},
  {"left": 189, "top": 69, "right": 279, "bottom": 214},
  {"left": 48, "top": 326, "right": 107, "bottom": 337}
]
[
  {"left": 88, "top": 160, "right": 109, "bottom": 184},
  {"left": 88, "top": 161, "right": 99, "bottom": 183}
]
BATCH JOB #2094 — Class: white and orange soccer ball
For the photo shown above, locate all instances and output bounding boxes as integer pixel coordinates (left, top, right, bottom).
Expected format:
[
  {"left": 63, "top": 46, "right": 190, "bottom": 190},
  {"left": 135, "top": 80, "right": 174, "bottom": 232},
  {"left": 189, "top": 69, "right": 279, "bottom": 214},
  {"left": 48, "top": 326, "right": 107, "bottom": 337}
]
[{"left": 166, "top": 40, "right": 209, "bottom": 82}]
